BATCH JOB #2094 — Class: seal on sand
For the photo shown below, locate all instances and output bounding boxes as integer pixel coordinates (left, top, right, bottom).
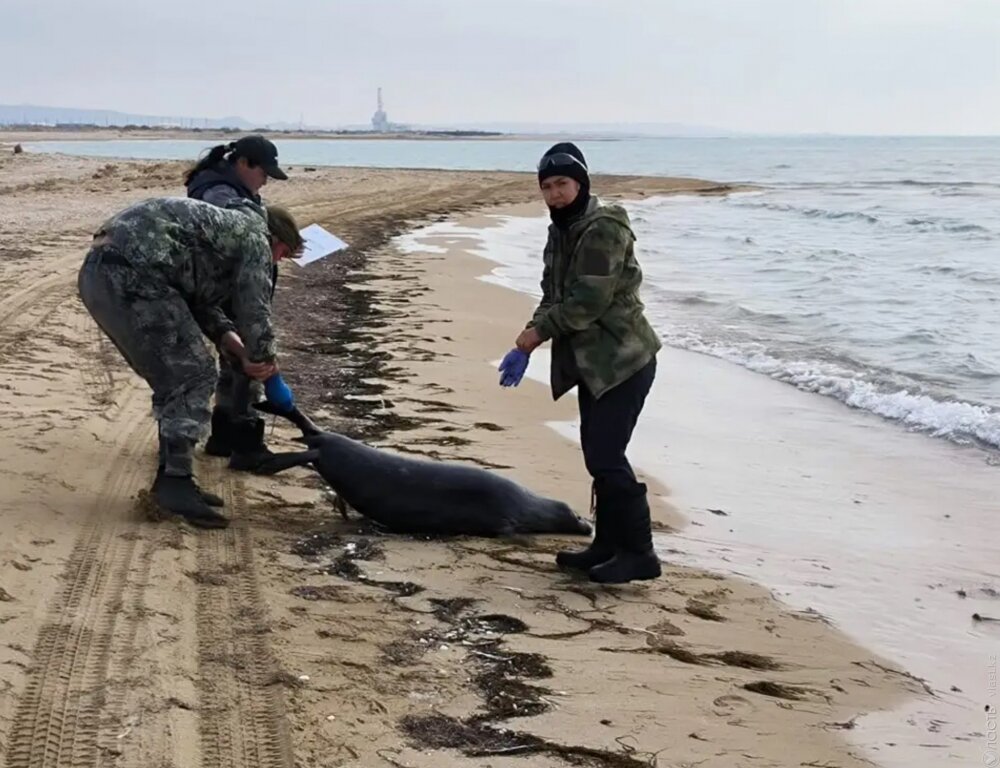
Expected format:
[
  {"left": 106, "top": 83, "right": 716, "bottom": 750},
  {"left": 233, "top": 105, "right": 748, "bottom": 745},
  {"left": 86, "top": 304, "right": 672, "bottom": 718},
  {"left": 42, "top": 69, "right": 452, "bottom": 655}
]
[{"left": 254, "top": 403, "right": 591, "bottom": 538}]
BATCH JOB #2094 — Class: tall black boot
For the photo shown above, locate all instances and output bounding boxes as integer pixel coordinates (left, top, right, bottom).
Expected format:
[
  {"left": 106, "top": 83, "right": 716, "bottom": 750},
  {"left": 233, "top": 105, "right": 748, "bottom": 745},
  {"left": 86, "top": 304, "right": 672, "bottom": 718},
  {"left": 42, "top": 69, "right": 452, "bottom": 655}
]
[
  {"left": 155, "top": 437, "right": 229, "bottom": 529},
  {"left": 556, "top": 482, "right": 616, "bottom": 571},
  {"left": 228, "top": 417, "right": 276, "bottom": 473},
  {"left": 588, "top": 483, "right": 661, "bottom": 584},
  {"left": 204, "top": 406, "right": 234, "bottom": 457}
]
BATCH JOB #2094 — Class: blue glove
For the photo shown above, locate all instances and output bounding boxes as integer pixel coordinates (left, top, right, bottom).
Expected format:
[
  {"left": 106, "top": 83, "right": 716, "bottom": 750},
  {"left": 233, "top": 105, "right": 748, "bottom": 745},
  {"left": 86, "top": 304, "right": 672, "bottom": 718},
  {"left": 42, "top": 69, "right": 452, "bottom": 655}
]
[
  {"left": 498, "top": 348, "right": 529, "bottom": 387},
  {"left": 264, "top": 373, "right": 295, "bottom": 412}
]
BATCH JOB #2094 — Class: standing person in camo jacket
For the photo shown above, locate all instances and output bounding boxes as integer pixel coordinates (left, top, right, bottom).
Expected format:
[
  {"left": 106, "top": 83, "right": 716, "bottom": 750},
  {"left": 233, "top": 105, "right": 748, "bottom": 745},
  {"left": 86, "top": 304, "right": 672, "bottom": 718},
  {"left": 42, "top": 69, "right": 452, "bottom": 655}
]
[
  {"left": 184, "top": 135, "right": 289, "bottom": 472},
  {"left": 498, "top": 142, "right": 662, "bottom": 584}
]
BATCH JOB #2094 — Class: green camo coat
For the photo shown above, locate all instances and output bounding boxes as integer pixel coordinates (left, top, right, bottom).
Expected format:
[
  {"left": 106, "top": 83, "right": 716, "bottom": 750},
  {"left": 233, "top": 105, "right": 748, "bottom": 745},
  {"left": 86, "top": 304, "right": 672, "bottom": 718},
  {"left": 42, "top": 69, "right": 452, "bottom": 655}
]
[
  {"left": 528, "top": 197, "right": 661, "bottom": 400},
  {"left": 94, "top": 197, "right": 276, "bottom": 362}
]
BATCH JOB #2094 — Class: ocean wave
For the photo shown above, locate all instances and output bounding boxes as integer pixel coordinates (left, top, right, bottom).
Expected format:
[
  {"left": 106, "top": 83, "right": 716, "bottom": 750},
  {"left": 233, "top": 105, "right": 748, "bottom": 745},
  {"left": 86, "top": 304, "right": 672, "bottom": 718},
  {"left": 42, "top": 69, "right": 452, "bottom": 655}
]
[
  {"left": 932, "top": 186, "right": 985, "bottom": 198},
  {"left": 666, "top": 335, "right": 1000, "bottom": 450},
  {"left": 653, "top": 290, "right": 798, "bottom": 326},
  {"left": 803, "top": 248, "right": 863, "bottom": 263},
  {"left": 893, "top": 179, "right": 1000, "bottom": 189},
  {"left": 904, "top": 217, "right": 990, "bottom": 235},
  {"left": 729, "top": 199, "right": 881, "bottom": 224},
  {"left": 723, "top": 197, "right": 993, "bottom": 239},
  {"left": 909, "top": 265, "right": 1000, "bottom": 285},
  {"left": 777, "top": 180, "right": 1000, "bottom": 196}
]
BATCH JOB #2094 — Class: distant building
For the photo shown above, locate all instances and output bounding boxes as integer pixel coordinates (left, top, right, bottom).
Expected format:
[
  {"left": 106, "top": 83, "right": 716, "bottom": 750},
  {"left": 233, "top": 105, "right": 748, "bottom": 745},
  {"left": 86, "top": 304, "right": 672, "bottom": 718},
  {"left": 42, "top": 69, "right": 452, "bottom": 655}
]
[{"left": 371, "top": 88, "right": 389, "bottom": 132}]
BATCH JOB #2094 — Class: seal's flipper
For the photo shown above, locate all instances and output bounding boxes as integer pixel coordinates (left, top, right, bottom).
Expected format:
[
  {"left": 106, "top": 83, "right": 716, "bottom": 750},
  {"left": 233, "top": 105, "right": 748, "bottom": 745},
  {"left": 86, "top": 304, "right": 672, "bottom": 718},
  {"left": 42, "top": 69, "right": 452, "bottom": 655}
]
[
  {"left": 289, "top": 433, "right": 327, "bottom": 448},
  {"left": 253, "top": 402, "right": 324, "bottom": 438},
  {"left": 250, "top": 449, "right": 321, "bottom": 476},
  {"left": 253, "top": 401, "right": 285, "bottom": 418}
]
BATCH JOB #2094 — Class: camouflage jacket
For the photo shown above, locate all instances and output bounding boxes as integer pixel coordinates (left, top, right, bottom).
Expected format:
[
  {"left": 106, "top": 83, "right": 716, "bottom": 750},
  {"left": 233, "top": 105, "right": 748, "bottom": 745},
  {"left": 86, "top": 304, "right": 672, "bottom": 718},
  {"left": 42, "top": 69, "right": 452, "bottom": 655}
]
[
  {"left": 527, "top": 197, "right": 661, "bottom": 400},
  {"left": 94, "top": 197, "right": 276, "bottom": 362},
  {"left": 186, "top": 165, "right": 279, "bottom": 302}
]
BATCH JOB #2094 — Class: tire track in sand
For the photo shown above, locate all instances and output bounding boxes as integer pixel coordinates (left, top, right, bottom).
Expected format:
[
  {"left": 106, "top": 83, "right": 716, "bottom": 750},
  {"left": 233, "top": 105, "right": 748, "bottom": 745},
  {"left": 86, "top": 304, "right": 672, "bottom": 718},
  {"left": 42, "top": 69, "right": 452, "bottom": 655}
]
[
  {"left": 0, "top": 252, "right": 80, "bottom": 325},
  {"left": 2, "top": 412, "right": 154, "bottom": 768},
  {"left": 195, "top": 465, "right": 293, "bottom": 768},
  {"left": 0, "top": 279, "right": 73, "bottom": 364}
]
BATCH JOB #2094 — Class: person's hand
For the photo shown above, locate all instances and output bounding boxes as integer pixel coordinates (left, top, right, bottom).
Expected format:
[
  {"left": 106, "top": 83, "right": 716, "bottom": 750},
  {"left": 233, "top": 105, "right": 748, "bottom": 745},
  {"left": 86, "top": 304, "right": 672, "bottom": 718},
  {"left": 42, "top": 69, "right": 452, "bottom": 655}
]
[
  {"left": 220, "top": 331, "right": 246, "bottom": 362},
  {"left": 242, "top": 358, "right": 278, "bottom": 381},
  {"left": 515, "top": 327, "right": 543, "bottom": 353},
  {"left": 498, "top": 348, "right": 529, "bottom": 387}
]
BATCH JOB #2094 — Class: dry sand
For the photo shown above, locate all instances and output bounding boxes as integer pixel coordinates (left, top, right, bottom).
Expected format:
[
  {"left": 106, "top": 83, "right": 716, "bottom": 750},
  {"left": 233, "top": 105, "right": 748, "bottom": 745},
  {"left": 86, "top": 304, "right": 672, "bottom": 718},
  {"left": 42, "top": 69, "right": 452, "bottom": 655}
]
[{"left": 0, "top": 142, "right": 922, "bottom": 767}]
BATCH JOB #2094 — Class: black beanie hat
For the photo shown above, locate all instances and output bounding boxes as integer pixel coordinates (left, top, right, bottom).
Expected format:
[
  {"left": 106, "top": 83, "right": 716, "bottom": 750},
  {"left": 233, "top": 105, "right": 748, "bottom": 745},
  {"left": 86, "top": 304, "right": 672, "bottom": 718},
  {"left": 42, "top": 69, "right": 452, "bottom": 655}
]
[{"left": 537, "top": 142, "right": 590, "bottom": 188}]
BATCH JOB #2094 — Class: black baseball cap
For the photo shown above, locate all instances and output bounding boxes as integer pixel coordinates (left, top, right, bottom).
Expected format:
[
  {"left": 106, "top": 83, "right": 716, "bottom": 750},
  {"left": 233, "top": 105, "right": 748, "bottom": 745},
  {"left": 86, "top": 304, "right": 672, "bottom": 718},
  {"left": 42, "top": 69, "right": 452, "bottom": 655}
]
[{"left": 232, "top": 135, "right": 288, "bottom": 180}]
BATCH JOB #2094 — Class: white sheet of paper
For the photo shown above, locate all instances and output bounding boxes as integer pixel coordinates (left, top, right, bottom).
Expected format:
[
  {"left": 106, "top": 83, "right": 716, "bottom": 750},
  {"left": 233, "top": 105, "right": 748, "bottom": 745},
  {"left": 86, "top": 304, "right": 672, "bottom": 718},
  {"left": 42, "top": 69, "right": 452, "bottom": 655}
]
[{"left": 292, "top": 223, "right": 349, "bottom": 266}]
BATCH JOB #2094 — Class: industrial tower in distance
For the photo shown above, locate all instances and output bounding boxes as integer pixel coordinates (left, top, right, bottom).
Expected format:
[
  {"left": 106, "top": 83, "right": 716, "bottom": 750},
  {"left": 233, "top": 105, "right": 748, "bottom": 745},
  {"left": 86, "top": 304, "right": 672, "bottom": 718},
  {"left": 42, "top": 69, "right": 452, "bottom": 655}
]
[{"left": 371, "top": 88, "right": 389, "bottom": 132}]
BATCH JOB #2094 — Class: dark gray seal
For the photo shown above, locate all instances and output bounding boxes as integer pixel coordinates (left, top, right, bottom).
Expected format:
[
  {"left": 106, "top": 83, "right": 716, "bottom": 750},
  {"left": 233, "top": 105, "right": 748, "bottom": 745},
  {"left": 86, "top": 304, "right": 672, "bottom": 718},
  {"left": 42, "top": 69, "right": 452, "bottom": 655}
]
[{"left": 254, "top": 403, "right": 592, "bottom": 538}]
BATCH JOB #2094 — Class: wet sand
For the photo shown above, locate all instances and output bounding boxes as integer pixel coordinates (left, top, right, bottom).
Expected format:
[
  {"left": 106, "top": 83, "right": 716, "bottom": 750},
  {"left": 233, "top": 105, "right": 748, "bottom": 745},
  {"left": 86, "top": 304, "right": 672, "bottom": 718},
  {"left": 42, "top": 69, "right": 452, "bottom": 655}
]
[
  {"left": 0, "top": 142, "right": 929, "bottom": 767},
  {"left": 390, "top": 208, "right": 998, "bottom": 767}
]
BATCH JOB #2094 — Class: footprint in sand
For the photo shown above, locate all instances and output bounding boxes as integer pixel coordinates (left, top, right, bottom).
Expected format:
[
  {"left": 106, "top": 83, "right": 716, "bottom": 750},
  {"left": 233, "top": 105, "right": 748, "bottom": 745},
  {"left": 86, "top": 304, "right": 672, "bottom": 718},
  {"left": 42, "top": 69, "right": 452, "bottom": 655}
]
[
  {"left": 646, "top": 619, "right": 685, "bottom": 638},
  {"left": 712, "top": 694, "right": 754, "bottom": 716}
]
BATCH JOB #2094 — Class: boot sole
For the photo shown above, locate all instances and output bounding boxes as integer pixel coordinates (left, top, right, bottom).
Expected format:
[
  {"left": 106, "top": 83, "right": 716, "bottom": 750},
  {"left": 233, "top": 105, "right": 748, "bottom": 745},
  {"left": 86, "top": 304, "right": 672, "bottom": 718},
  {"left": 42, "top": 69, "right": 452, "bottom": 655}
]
[
  {"left": 588, "top": 556, "right": 662, "bottom": 585},
  {"left": 555, "top": 551, "right": 615, "bottom": 571},
  {"left": 180, "top": 515, "right": 230, "bottom": 529},
  {"left": 589, "top": 568, "right": 661, "bottom": 585}
]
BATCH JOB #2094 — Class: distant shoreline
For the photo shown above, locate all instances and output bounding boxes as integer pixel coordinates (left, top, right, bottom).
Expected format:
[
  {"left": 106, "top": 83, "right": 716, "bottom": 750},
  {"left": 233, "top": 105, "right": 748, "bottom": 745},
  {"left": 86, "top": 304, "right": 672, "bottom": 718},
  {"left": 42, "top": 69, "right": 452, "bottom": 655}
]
[{"left": 0, "top": 125, "right": 632, "bottom": 143}]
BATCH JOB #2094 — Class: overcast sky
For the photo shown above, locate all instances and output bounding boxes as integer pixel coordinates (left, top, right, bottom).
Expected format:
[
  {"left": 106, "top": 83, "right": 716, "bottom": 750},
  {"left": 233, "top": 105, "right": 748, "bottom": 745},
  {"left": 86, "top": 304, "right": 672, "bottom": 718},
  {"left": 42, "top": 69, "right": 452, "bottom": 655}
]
[{"left": 2, "top": 0, "right": 998, "bottom": 134}]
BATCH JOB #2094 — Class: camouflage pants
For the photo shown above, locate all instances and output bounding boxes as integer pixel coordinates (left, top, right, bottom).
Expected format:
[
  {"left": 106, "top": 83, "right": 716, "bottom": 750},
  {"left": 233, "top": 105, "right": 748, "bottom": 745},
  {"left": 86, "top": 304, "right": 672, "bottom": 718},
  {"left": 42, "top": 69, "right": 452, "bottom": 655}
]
[{"left": 77, "top": 245, "right": 217, "bottom": 474}]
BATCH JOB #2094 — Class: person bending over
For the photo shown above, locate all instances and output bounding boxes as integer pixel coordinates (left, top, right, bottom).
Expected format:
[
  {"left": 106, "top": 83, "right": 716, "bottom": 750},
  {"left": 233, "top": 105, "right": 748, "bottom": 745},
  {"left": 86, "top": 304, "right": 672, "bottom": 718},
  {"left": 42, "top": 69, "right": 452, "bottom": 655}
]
[{"left": 78, "top": 196, "right": 301, "bottom": 528}]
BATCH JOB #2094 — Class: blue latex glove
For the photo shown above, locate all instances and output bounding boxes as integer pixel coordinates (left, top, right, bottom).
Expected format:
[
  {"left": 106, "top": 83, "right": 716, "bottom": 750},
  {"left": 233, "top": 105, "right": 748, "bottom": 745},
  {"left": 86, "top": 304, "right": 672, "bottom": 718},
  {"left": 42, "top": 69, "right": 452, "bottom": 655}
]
[
  {"left": 498, "top": 348, "right": 529, "bottom": 387},
  {"left": 264, "top": 373, "right": 295, "bottom": 412}
]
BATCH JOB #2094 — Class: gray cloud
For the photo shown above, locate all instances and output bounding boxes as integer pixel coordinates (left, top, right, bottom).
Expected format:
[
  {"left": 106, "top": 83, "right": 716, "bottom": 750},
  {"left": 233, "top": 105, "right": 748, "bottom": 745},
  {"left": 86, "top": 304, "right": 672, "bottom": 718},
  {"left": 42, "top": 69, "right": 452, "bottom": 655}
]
[{"left": 2, "top": 0, "right": 997, "bottom": 134}]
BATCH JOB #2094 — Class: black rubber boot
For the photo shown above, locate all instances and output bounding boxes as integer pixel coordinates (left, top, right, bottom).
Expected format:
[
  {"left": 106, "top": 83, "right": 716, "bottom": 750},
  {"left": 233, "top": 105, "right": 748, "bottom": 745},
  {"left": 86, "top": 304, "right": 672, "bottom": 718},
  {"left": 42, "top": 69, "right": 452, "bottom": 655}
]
[
  {"left": 158, "top": 430, "right": 224, "bottom": 507},
  {"left": 556, "top": 482, "right": 616, "bottom": 571},
  {"left": 227, "top": 417, "right": 276, "bottom": 473},
  {"left": 156, "top": 437, "right": 229, "bottom": 529},
  {"left": 204, "top": 406, "right": 234, "bottom": 457},
  {"left": 154, "top": 465, "right": 224, "bottom": 508},
  {"left": 152, "top": 474, "right": 229, "bottom": 529},
  {"left": 198, "top": 486, "right": 225, "bottom": 508},
  {"left": 588, "top": 483, "right": 661, "bottom": 584}
]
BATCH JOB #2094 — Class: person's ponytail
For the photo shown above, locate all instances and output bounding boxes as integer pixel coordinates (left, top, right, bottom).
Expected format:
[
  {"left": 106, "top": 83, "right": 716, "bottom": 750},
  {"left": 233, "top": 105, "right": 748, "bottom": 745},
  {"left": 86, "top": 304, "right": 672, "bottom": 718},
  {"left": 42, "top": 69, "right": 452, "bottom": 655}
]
[{"left": 182, "top": 142, "right": 234, "bottom": 186}]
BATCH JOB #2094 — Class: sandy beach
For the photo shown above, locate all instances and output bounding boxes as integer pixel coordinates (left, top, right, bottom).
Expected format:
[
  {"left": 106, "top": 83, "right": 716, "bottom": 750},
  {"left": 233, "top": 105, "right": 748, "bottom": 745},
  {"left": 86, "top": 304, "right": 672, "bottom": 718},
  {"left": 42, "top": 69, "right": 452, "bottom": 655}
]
[{"left": 0, "top": 142, "right": 945, "bottom": 768}]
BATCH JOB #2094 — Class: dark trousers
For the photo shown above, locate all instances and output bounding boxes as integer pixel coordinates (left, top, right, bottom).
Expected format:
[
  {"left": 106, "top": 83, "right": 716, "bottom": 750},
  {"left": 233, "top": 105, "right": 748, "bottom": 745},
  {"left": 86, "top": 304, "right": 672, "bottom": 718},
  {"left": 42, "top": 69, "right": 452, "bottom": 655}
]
[
  {"left": 578, "top": 357, "right": 656, "bottom": 493},
  {"left": 214, "top": 352, "right": 262, "bottom": 425},
  {"left": 212, "top": 271, "right": 274, "bottom": 426}
]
